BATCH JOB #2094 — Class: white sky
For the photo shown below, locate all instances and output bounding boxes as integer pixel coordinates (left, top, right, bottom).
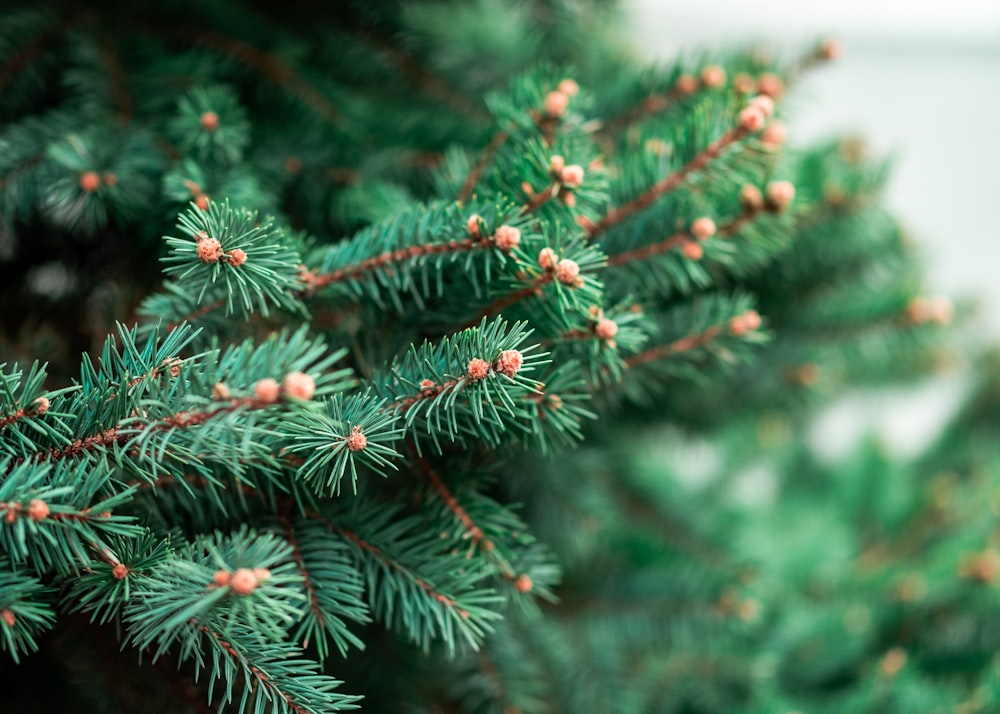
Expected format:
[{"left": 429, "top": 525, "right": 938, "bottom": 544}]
[{"left": 624, "top": 0, "right": 1000, "bottom": 47}]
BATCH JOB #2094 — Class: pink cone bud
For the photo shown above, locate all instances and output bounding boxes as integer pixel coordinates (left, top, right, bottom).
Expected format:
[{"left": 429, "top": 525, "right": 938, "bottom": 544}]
[
  {"left": 766, "top": 180, "right": 795, "bottom": 210},
  {"left": 750, "top": 95, "right": 775, "bottom": 118},
  {"left": 493, "top": 225, "right": 521, "bottom": 252},
  {"left": 682, "top": 241, "right": 704, "bottom": 260},
  {"left": 229, "top": 568, "right": 258, "bottom": 595},
  {"left": 196, "top": 238, "right": 224, "bottom": 263},
  {"left": 538, "top": 248, "right": 558, "bottom": 271},
  {"left": 200, "top": 111, "right": 220, "bottom": 131},
  {"left": 467, "top": 358, "right": 491, "bottom": 380},
  {"left": 675, "top": 74, "right": 698, "bottom": 94},
  {"left": 740, "top": 184, "right": 763, "bottom": 210},
  {"left": 819, "top": 38, "right": 842, "bottom": 61},
  {"left": 560, "top": 165, "right": 585, "bottom": 188},
  {"left": 466, "top": 214, "right": 482, "bottom": 237},
  {"left": 739, "top": 106, "right": 766, "bottom": 132},
  {"left": 32, "top": 397, "right": 49, "bottom": 415},
  {"left": 544, "top": 91, "right": 569, "bottom": 118},
  {"left": 27, "top": 499, "right": 49, "bottom": 522},
  {"left": 554, "top": 259, "right": 580, "bottom": 285},
  {"left": 549, "top": 155, "right": 565, "bottom": 174},
  {"left": 760, "top": 121, "right": 787, "bottom": 149},
  {"left": 253, "top": 378, "right": 281, "bottom": 404},
  {"left": 691, "top": 217, "right": 717, "bottom": 240},
  {"left": 757, "top": 73, "right": 784, "bottom": 98},
  {"left": 282, "top": 371, "right": 316, "bottom": 401},
  {"left": 80, "top": 171, "right": 101, "bottom": 193},
  {"left": 700, "top": 65, "right": 726, "bottom": 88},
  {"left": 346, "top": 427, "right": 368, "bottom": 452},
  {"left": 557, "top": 79, "right": 579, "bottom": 97},
  {"left": 226, "top": 248, "right": 247, "bottom": 267},
  {"left": 495, "top": 349, "right": 524, "bottom": 378},
  {"left": 595, "top": 318, "right": 619, "bottom": 341}
]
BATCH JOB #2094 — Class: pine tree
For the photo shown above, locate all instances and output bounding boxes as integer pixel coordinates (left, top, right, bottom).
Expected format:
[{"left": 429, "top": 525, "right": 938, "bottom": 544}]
[{"left": 0, "top": 2, "right": 972, "bottom": 712}]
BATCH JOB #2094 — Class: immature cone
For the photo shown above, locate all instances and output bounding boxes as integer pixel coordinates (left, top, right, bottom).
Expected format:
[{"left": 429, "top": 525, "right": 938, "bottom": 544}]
[
  {"left": 282, "top": 371, "right": 316, "bottom": 401},
  {"left": 819, "top": 38, "right": 842, "bottom": 61},
  {"left": 466, "top": 214, "right": 482, "bottom": 237},
  {"left": 200, "top": 111, "right": 220, "bottom": 131},
  {"left": 32, "top": 397, "right": 49, "bottom": 415},
  {"left": 112, "top": 564, "right": 129, "bottom": 580},
  {"left": 739, "top": 184, "right": 764, "bottom": 211},
  {"left": 560, "top": 165, "right": 585, "bottom": 188},
  {"left": 765, "top": 180, "right": 795, "bottom": 211},
  {"left": 1, "top": 609, "right": 14, "bottom": 628},
  {"left": 226, "top": 248, "right": 247, "bottom": 267},
  {"left": 549, "top": 155, "right": 565, "bottom": 175},
  {"left": 467, "top": 358, "right": 491, "bottom": 380},
  {"left": 27, "top": 499, "right": 49, "bottom": 522},
  {"left": 739, "top": 106, "right": 766, "bottom": 132},
  {"left": 595, "top": 318, "right": 619, "bottom": 341},
  {"left": 196, "top": 237, "right": 224, "bottom": 263},
  {"left": 253, "top": 378, "right": 281, "bottom": 404},
  {"left": 691, "top": 217, "right": 717, "bottom": 241},
  {"left": 675, "top": 74, "right": 698, "bottom": 94},
  {"left": 195, "top": 194, "right": 210, "bottom": 211},
  {"left": 544, "top": 90, "right": 569, "bottom": 118},
  {"left": 699, "top": 65, "right": 726, "bottom": 88},
  {"left": 229, "top": 568, "right": 259, "bottom": 595},
  {"left": 554, "top": 259, "right": 580, "bottom": 285},
  {"left": 557, "top": 78, "right": 579, "bottom": 97},
  {"left": 493, "top": 225, "right": 521, "bottom": 252},
  {"left": 538, "top": 247, "right": 558, "bottom": 271},
  {"left": 79, "top": 171, "right": 101, "bottom": 193},
  {"left": 213, "top": 570, "right": 231, "bottom": 586},
  {"left": 345, "top": 426, "right": 368, "bottom": 452},
  {"left": 514, "top": 574, "right": 533, "bottom": 593},
  {"left": 750, "top": 95, "right": 775, "bottom": 118},
  {"left": 211, "top": 382, "right": 230, "bottom": 401},
  {"left": 681, "top": 241, "right": 703, "bottom": 260},
  {"left": 495, "top": 349, "right": 524, "bottom": 378},
  {"left": 757, "top": 72, "right": 785, "bottom": 98}
]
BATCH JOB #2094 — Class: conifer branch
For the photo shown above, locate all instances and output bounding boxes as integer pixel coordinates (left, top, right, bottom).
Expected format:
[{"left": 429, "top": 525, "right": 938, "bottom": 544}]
[
  {"left": 585, "top": 125, "right": 753, "bottom": 240},
  {"left": 607, "top": 204, "right": 765, "bottom": 267},
  {"left": 279, "top": 515, "right": 327, "bottom": 633},
  {"left": 624, "top": 324, "right": 723, "bottom": 369},
  {"left": 146, "top": 25, "right": 342, "bottom": 126}
]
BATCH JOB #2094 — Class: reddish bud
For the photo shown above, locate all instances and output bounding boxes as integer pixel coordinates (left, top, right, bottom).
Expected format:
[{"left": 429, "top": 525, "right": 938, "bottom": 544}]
[
  {"left": 112, "top": 564, "right": 129, "bottom": 580},
  {"left": 27, "top": 499, "right": 49, "bottom": 522},
  {"left": 681, "top": 241, "right": 704, "bottom": 260},
  {"left": 554, "top": 259, "right": 580, "bottom": 285},
  {"left": 675, "top": 74, "right": 698, "bottom": 94},
  {"left": 253, "top": 378, "right": 281, "bottom": 404},
  {"left": 226, "top": 248, "right": 247, "bottom": 267},
  {"left": 757, "top": 73, "right": 785, "bottom": 98},
  {"left": 229, "top": 568, "right": 258, "bottom": 595},
  {"left": 739, "top": 106, "right": 766, "bottom": 132},
  {"left": 493, "top": 225, "right": 521, "bottom": 252},
  {"left": 80, "top": 171, "right": 101, "bottom": 193},
  {"left": 495, "top": 349, "right": 524, "bottom": 378},
  {"left": 544, "top": 91, "right": 569, "bottom": 118},
  {"left": 700, "top": 65, "right": 726, "bottom": 88},
  {"left": 538, "top": 247, "right": 557, "bottom": 271},
  {"left": 560, "top": 164, "right": 585, "bottom": 188},
  {"left": 1, "top": 609, "right": 14, "bottom": 627},
  {"left": 346, "top": 426, "right": 368, "bottom": 452},
  {"left": 32, "top": 397, "right": 49, "bottom": 415},
  {"left": 195, "top": 238, "right": 224, "bottom": 263},
  {"left": 514, "top": 574, "right": 533, "bottom": 593},
  {"left": 283, "top": 371, "right": 316, "bottom": 401},
  {"left": 557, "top": 78, "right": 579, "bottom": 97},
  {"left": 595, "top": 318, "right": 619, "bottom": 341},
  {"left": 765, "top": 180, "right": 795, "bottom": 210},
  {"left": 200, "top": 111, "right": 220, "bottom": 131},
  {"left": 467, "top": 358, "right": 491, "bottom": 380},
  {"left": 691, "top": 217, "right": 717, "bottom": 240}
]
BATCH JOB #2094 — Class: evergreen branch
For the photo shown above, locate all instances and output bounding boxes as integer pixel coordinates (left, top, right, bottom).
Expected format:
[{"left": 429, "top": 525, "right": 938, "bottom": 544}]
[
  {"left": 145, "top": 24, "right": 342, "bottom": 126},
  {"left": 196, "top": 622, "right": 359, "bottom": 713},
  {"left": 585, "top": 124, "right": 754, "bottom": 240},
  {"left": 458, "top": 130, "right": 509, "bottom": 202},
  {"left": 0, "top": 569, "right": 56, "bottom": 663},
  {"left": 624, "top": 324, "right": 725, "bottom": 369},
  {"left": 309, "top": 234, "right": 495, "bottom": 292},
  {"left": 607, "top": 204, "right": 765, "bottom": 267},
  {"left": 519, "top": 182, "right": 561, "bottom": 215}
]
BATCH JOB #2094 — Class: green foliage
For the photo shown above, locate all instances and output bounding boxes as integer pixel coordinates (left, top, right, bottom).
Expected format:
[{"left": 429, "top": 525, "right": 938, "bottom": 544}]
[{"left": 0, "top": 1, "right": 970, "bottom": 713}]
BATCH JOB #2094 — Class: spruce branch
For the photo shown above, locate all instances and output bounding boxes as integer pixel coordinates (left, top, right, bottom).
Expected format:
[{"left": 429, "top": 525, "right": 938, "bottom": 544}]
[
  {"left": 0, "top": 569, "right": 56, "bottom": 663},
  {"left": 585, "top": 116, "right": 761, "bottom": 240}
]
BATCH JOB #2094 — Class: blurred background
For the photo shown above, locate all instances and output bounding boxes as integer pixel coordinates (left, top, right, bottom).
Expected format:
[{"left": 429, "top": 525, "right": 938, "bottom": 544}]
[{"left": 625, "top": 0, "right": 1000, "bottom": 462}]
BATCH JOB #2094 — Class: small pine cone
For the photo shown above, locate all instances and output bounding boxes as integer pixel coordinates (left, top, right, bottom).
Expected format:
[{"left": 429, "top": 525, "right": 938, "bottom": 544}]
[
  {"left": 195, "top": 194, "right": 210, "bottom": 211},
  {"left": 739, "top": 184, "right": 764, "bottom": 211},
  {"left": 79, "top": 171, "right": 101, "bottom": 193},
  {"left": 765, "top": 180, "right": 795, "bottom": 211},
  {"left": 819, "top": 38, "right": 842, "bottom": 61},
  {"left": 211, "top": 382, "right": 230, "bottom": 401},
  {"left": 493, "top": 225, "right": 521, "bottom": 252},
  {"left": 419, "top": 379, "right": 436, "bottom": 391},
  {"left": 742, "top": 310, "right": 762, "bottom": 331},
  {"left": 757, "top": 73, "right": 785, "bottom": 98},
  {"left": 557, "top": 78, "right": 579, "bottom": 97},
  {"left": 750, "top": 95, "right": 775, "bottom": 118},
  {"left": 549, "top": 154, "right": 565, "bottom": 175},
  {"left": 27, "top": 499, "right": 49, "bottom": 522},
  {"left": 283, "top": 371, "right": 316, "bottom": 401},
  {"left": 675, "top": 74, "right": 698, "bottom": 94},
  {"left": 538, "top": 247, "right": 558, "bottom": 271},
  {"left": 467, "top": 358, "right": 491, "bottom": 380},
  {"left": 200, "top": 111, "right": 220, "bottom": 131},
  {"left": 595, "top": 318, "right": 619, "bottom": 341},
  {"left": 691, "top": 217, "right": 717, "bottom": 240},
  {"left": 681, "top": 241, "right": 704, "bottom": 260},
  {"left": 554, "top": 259, "right": 580, "bottom": 285},
  {"left": 739, "top": 106, "right": 766, "bottom": 132},
  {"left": 1, "top": 609, "right": 14, "bottom": 628},
  {"left": 700, "top": 65, "right": 726, "bottom": 88},
  {"left": 213, "top": 569, "right": 231, "bottom": 586},
  {"left": 253, "top": 568, "right": 272, "bottom": 581},
  {"left": 346, "top": 426, "right": 367, "bottom": 452},
  {"left": 32, "top": 397, "right": 49, "bottom": 415},
  {"left": 466, "top": 214, "right": 482, "bottom": 237},
  {"left": 560, "top": 165, "right": 585, "bottom": 188},
  {"left": 196, "top": 238, "right": 224, "bottom": 263},
  {"left": 733, "top": 72, "right": 756, "bottom": 94},
  {"left": 514, "top": 574, "right": 533, "bottom": 593},
  {"left": 112, "top": 564, "right": 129, "bottom": 580},
  {"left": 226, "top": 249, "right": 247, "bottom": 267},
  {"left": 544, "top": 90, "right": 569, "bottom": 118},
  {"left": 229, "top": 568, "right": 258, "bottom": 595},
  {"left": 253, "top": 378, "right": 281, "bottom": 404},
  {"left": 760, "top": 121, "right": 787, "bottom": 149},
  {"left": 495, "top": 349, "right": 524, "bottom": 378}
]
